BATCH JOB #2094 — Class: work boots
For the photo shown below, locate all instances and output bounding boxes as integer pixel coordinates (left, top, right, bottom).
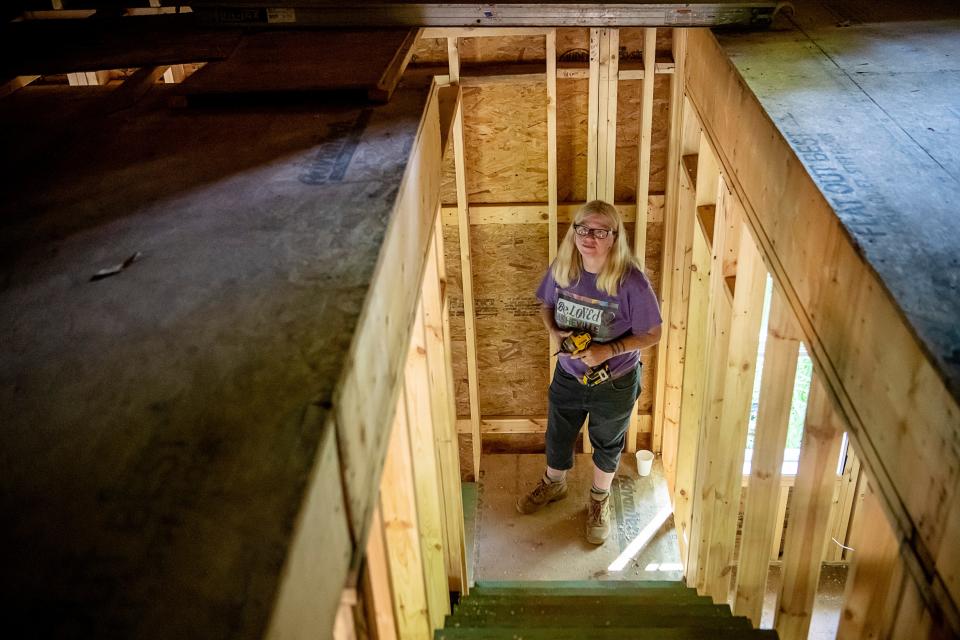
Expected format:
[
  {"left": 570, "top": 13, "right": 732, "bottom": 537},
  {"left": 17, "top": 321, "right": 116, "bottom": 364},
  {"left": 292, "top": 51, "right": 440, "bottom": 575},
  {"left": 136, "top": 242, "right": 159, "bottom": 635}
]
[
  {"left": 585, "top": 493, "right": 611, "bottom": 544},
  {"left": 516, "top": 475, "right": 568, "bottom": 514}
]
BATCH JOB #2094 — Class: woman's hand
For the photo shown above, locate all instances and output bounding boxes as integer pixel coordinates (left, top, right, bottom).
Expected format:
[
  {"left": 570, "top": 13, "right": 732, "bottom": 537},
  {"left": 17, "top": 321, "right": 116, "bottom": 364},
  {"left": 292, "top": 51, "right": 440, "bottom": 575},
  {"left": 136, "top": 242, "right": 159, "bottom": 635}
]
[
  {"left": 571, "top": 343, "right": 614, "bottom": 367},
  {"left": 550, "top": 327, "right": 573, "bottom": 346}
]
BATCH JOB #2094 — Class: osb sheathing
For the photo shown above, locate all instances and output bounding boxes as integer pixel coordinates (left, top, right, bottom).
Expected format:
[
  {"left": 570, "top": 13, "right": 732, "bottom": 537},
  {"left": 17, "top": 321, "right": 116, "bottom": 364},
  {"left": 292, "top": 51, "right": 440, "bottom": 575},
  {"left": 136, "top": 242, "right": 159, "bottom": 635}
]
[
  {"left": 429, "top": 29, "right": 673, "bottom": 441},
  {"left": 616, "top": 75, "right": 672, "bottom": 200}
]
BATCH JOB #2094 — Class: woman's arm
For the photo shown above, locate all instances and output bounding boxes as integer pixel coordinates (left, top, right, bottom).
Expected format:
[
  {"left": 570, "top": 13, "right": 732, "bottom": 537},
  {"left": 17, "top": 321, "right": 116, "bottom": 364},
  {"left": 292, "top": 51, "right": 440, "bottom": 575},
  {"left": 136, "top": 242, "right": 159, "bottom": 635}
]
[
  {"left": 540, "top": 304, "right": 572, "bottom": 345},
  {"left": 571, "top": 325, "right": 662, "bottom": 368}
]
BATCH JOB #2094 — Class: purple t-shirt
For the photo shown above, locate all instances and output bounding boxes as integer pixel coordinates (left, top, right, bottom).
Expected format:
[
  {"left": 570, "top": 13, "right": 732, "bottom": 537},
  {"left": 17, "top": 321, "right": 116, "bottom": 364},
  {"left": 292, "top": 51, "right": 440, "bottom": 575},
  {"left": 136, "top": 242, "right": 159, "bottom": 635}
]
[{"left": 536, "top": 265, "right": 662, "bottom": 380}]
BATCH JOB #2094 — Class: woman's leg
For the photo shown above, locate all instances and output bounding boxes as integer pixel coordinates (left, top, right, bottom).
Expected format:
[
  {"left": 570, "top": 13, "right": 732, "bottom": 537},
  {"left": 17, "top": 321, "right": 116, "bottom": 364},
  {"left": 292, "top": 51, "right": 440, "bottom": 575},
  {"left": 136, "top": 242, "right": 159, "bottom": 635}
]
[
  {"left": 517, "top": 364, "right": 587, "bottom": 514},
  {"left": 583, "top": 366, "right": 641, "bottom": 543}
]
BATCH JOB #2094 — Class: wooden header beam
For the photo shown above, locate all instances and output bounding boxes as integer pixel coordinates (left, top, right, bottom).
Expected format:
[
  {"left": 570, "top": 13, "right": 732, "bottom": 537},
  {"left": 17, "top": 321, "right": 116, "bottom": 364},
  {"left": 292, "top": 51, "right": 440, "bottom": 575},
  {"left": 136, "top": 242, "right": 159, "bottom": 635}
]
[{"left": 192, "top": 2, "right": 784, "bottom": 28}]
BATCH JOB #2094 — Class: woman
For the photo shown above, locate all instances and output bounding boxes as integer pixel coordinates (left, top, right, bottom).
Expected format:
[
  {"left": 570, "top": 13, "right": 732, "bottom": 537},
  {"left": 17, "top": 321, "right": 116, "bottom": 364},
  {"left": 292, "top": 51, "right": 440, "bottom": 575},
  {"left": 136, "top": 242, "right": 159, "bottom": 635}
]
[{"left": 517, "top": 200, "right": 662, "bottom": 545}]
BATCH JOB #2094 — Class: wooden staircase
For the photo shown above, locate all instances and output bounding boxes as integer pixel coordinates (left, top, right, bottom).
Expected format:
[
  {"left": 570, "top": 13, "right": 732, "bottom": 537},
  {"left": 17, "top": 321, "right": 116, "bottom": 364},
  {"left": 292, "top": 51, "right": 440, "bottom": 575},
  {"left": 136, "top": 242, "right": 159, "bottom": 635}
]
[{"left": 436, "top": 581, "right": 777, "bottom": 639}]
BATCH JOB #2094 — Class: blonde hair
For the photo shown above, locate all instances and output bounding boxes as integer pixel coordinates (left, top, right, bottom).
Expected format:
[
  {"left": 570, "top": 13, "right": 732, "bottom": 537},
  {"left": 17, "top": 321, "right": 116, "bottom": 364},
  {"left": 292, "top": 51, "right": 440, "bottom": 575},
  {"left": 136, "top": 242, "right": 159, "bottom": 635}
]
[{"left": 551, "top": 200, "right": 640, "bottom": 296}]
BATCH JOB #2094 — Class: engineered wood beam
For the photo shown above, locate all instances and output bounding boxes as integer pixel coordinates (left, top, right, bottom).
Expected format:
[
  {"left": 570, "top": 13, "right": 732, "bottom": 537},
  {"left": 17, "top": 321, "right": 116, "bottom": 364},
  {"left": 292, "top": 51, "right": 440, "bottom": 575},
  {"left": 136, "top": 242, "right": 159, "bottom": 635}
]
[
  {"left": 734, "top": 289, "right": 802, "bottom": 626},
  {"left": 189, "top": 2, "right": 783, "bottom": 28},
  {"left": 775, "top": 375, "right": 845, "bottom": 640}
]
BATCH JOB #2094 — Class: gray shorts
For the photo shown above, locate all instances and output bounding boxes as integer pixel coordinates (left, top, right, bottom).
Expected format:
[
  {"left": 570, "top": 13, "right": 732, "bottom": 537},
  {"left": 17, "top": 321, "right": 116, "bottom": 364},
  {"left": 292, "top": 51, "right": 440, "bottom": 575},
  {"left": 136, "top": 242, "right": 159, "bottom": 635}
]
[{"left": 545, "top": 362, "right": 641, "bottom": 473}]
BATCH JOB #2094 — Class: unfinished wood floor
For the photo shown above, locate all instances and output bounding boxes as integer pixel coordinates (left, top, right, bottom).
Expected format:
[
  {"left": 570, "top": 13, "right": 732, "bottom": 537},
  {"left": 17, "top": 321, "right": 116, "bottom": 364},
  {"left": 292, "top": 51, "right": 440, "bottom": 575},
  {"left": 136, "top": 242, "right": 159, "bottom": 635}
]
[{"left": 473, "top": 453, "right": 682, "bottom": 581}]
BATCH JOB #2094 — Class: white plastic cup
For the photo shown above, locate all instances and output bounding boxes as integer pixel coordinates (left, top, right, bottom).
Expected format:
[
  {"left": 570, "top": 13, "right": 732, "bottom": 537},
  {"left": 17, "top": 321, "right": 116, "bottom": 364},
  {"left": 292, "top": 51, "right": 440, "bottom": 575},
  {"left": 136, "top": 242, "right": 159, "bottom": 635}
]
[{"left": 636, "top": 449, "right": 654, "bottom": 477}]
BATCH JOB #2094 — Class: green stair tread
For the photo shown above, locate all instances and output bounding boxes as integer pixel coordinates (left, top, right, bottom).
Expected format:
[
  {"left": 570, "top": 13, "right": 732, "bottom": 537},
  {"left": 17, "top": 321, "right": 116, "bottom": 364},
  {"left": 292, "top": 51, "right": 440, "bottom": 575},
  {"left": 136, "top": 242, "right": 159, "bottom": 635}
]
[
  {"left": 458, "top": 593, "right": 712, "bottom": 609},
  {"left": 474, "top": 580, "right": 686, "bottom": 591},
  {"left": 446, "top": 614, "right": 750, "bottom": 629},
  {"left": 436, "top": 626, "right": 779, "bottom": 639},
  {"left": 452, "top": 603, "right": 732, "bottom": 619},
  {"left": 471, "top": 586, "right": 693, "bottom": 598}
]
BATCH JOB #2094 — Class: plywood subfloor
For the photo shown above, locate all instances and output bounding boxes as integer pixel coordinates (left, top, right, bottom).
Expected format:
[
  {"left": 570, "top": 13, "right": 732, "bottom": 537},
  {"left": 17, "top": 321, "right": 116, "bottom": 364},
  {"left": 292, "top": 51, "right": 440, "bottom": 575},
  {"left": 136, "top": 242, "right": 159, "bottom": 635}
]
[
  {"left": 0, "top": 82, "right": 430, "bottom": 638},
  {"left": 716, "top": 2, "right": 960, "bottom": 399},
  {"left": 473, "top": 453, "right": 682, "bottom": 582}
]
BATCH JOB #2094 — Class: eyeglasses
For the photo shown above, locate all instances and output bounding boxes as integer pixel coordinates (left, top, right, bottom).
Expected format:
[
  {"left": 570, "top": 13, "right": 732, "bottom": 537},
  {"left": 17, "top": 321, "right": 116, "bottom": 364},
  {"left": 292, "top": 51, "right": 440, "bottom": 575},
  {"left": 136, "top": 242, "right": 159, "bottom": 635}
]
[{"left": 573, "top": 224, "right": 615, "bottom": 240}]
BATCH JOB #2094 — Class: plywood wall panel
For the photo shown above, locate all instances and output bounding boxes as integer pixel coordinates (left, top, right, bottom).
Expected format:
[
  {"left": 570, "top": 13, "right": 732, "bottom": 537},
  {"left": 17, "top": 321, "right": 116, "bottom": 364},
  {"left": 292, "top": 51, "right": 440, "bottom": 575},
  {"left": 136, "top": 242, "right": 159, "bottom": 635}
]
[
  {"left": 557, "top": 78, "right": 590, "bottom": 203},
  {"left": 472, "top": 223, "right": 550, "bottom": 416},
  {"left": 459, "top": 35, "right": 547, "bottom": 63},
  {"left": 411, "top": 37, "right": 448, "bottom": 65},
  {"left": 440, "top": 83, "right": 550, "bottom": 204},
  {"left": 442, "top": 223, "right": 470, "bottom": 418},
  {"left": 616, "top": 79, "right": 643, "bottom": 203},
  {"left": 614, "top": 75, "right": 671, "bottom": 203},
  {"left": 651, "top": 74, "right": 672, "bottom": 193},
  {"left": 557, "top": 28, "right": 591, "bottom": 62}
]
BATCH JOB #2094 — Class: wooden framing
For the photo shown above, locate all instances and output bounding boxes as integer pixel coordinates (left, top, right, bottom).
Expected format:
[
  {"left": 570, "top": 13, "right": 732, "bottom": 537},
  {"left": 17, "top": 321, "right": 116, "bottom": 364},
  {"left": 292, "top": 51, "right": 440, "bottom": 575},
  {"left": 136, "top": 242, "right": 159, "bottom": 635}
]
[
  {"left": 447, "top": 44, "right": 483, "bottom": 478},
  {"left": 633, "top": 27, "right": 657, "bottom": 263},
  {"left": 187, "top": 3, "right": 782, "bottom": 28},
  {"left": 836, "top": 478, "right": 900, "bottom": 640},
  {"left": 403, "top": 309, "right": 451, "bottom": 631},
  {"left": 734, "top": 289, "right": 802, "bottom": 625},
  {"left": 775, "top": 376, "right": 845, "bottom": 640},
  {"left": 333, "top": 81, "right": 444, "bottom": 543},
  {"left": 422, "top": 216, "right": 468, "bottom": 594},
  {"left": 687, "top": 175, "right": 738, "bottom": 591},
  {"left": 685, "top": 28, "right": 960, "bottom": 631},
  {"left": 662, "top": 123, "right": 715, "bottom": 493},
  {"left": 651, "top": 28, "right": 688, "bottom": 456},
  {"left": 370, "top": 27, "right": 423, "bottom": 102},
  {"left": 590, "top": 28, "right": 618, "bottom": 202},
  {"left": 0, "top": 75, "right": 39, "bottom": 98},
  {"left": 547, "top": 28, "right": 560, "bottom": 384},
  {"left": 826, "top": 446, "right": 863, "bottom": 562},
  {"left": 671, "top": 197, "right": 713, "bottom": 566},
  {"left": 379, "top": 392, "right": 431, "bottom": 640},
  {"left": 363, "top": 506, "right": 399, "bottom": 640},
  {"left": 703, "top": 215, "right": 767, "bottom": 603},
  {"left": 439, "top": 201, "right": 659, "bottom": 225}
]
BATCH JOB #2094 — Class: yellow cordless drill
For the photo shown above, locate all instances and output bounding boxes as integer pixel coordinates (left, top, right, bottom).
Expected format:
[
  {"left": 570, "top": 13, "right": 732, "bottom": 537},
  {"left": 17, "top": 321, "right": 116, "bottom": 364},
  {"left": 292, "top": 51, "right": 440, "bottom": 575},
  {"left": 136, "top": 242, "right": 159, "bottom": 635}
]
[{"left": 555, "top": 331, "right": 611, "bottom": 386}]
